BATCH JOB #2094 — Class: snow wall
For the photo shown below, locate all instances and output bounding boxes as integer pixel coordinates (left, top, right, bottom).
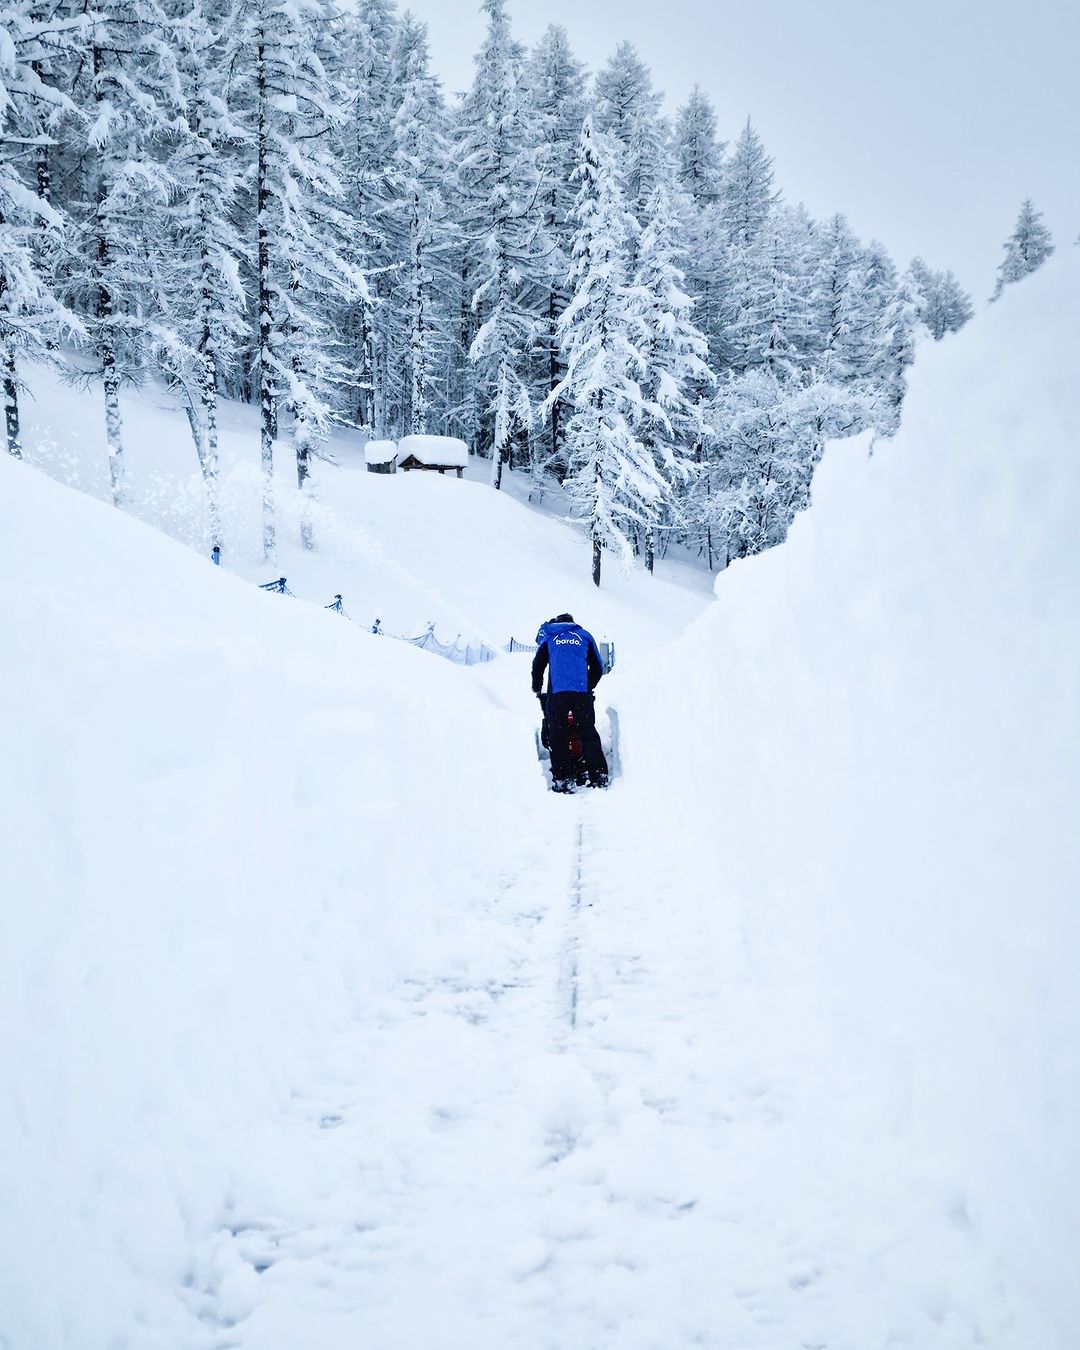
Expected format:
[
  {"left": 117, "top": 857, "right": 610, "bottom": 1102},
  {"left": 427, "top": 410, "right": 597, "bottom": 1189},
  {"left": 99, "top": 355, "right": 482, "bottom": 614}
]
[
  {"left": 0, "top": 459, "right": 537, "bottom": 1348},
  {"left": 616, "top": 250, "right": 1080, "bottom": 1345}
]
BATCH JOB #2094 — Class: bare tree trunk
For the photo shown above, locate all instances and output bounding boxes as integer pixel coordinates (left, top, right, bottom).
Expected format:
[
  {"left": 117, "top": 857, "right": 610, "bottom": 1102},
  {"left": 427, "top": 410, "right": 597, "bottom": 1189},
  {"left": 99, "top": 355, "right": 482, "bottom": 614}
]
[
  {"left": 93, "top": 44, "right": 124, "bottom": 507},
  {"left": 645, "top": 526, "right": 655, "bottom": 574},
  {"left": 102, "top": 341, "right": 124, "bottom": 505},
  {"left": 188, "top": 89, "right": 223, "bottom": 556},
  {"left": 547, "top": 290, "right": 560, "bottom": 477},
  {"left": 371, "top": 296, "right": 385, "bottom": 436},
  {"left": 96, "top": 216, "right": 124, "bottom": 504},
  {"left": 489, "top": 364, "right": 506, "bottom": 490},
  {"left": 31, "top": 56, "right": 50, "bottom": 205},
  {"left": 592, "top": 532, "right": 602, "bottom": 588},
  {"left": 408, "top": 200, "right": 425, "bottom": 435},
  {"left": 296, "top": 415, "right": 314, "bottom": 551},
  {"left": 0, "top": 236, "right": 20, "bottom": 458},
  {"left": 256, "top": 35, "right": 275, "bottom": 559},
  {"left": 201, "top": 354, "right": 222, "bottom": 553},
  {"left": 3, "top": 340, "right": 21, "bottom": 459}
]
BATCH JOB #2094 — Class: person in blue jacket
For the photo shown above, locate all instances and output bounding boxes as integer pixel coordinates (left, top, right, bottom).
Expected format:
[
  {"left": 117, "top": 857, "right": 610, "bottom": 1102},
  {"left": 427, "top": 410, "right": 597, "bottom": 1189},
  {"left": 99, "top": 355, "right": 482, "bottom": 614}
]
[{"left": 532, "top": 613, "right": 609, "bottom": 791}]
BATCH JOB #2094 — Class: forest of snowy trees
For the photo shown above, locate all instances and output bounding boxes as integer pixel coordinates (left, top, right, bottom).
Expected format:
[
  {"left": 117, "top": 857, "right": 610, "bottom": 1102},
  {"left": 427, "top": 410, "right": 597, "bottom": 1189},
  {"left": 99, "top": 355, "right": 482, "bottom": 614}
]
[{"left": 2, "top": 0, "right": 1036, "bottom": 582}]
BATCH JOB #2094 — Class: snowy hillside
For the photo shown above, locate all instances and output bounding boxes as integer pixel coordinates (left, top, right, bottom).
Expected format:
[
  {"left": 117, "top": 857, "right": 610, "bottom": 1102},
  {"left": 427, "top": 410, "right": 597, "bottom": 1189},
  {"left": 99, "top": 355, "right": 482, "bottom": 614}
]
[
  {"left": 16, "top": 360, "right": 710, "bottom": 656},
  {"left": 2, "top": 255, "right": 1079, "bottom": 1350}
]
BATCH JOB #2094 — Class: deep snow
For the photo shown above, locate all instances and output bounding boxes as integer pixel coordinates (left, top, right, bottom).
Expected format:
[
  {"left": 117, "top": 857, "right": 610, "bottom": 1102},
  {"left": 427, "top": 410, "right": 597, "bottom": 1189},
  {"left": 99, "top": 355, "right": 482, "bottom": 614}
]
[{"left": 2, "top": 253, "right": 1079, "bottom": 1350}]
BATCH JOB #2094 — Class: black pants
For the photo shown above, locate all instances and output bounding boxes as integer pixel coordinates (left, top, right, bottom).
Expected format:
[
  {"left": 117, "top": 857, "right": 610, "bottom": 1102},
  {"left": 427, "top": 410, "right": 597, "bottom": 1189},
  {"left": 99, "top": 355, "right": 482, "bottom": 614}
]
[{"left": 546, "top": 691, "right": 609, "bottom": 786}]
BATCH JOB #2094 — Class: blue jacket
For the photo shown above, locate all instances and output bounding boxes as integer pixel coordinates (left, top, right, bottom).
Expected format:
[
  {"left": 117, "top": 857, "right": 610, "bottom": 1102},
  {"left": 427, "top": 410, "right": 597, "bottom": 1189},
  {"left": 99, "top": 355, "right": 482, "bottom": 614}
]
[{"left": 532, "top": 622, "right": 603, "bottom": 695}]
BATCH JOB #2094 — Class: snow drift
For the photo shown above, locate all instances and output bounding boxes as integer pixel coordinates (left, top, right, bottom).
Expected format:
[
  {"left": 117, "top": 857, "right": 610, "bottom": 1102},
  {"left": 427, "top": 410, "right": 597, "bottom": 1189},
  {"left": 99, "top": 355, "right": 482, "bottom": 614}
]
[
  {"left": 615, "top": 250, "right": 1080, "bottom": 1346},
  {"left": 0, "top": 458, "right": 539, "bottom": 1347}
]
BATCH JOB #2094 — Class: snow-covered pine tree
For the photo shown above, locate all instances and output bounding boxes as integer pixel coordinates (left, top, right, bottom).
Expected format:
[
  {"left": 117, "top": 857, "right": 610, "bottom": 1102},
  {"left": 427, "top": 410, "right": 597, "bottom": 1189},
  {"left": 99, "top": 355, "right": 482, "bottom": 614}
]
[
  {"left": 726, "top": 204, "right": 814, "bottom": 377},
  {"left": 810, "top": 214, "right": 869, "bottom": 381},
  {"left": 593, "top": 41, "right": 660, "bottom": 146},
  {"left": 719, "top": 125, "right": 792, "bottom": 384},
  {"left": 234, "top": 0, "right": 369, "bottom": 554},
  {"left": 0, "top": 2, "right": 82, "bottom": 458},
  {"left": 991, "top": 198, "right": 1054, "bottom": 301},
  {"left": 672, "top": 86, "right": 730, "bottom": 374},
  {"left": 524, "top": 24, "right": 586, "bottom": 480},
  {"left": 719, "top": 118, "right": 777, "bottom": 250},
  {"left": 629, "top": 176, "right": 713, "bottom": 572},
  {"left": 61, "top": 0, "right": 183, "bottom": 505},
  {"left": 871, "top": 265, "right": 925, "bottom": 436},
  {"left": 386, "top": 14, "right": 450, "bottom": 436},
  {"left": 711, "top": 366, "right": 862, "bottom": 560},
  {"left": 593, "top": 41, "right": 667, "bottom": 259},
  {"left": 550, "top": 118, "right": 660, "bottom": 588},
  {"left": 674, "top": 86, "right": 723, "bottom": 210},
  {"left": 456, "top": 0, "right": 544, "bottom": 489},
  {"left": 157, "top": 0, "right": 251, "bottom": 554},
  {"left": 908, "top": 257, "right": 973, "bottom": 339},
  {"left": 681, "top": 199, "right": 734, "bottom": 375},
  {"left": 333, "top": 0, "right": 398, "bottom": 434}
]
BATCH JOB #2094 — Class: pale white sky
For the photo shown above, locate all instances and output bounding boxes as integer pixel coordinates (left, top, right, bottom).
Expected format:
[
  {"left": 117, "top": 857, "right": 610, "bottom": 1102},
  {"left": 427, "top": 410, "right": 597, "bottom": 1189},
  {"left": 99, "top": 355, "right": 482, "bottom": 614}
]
[{"left": 408, "top": 0, "right": 1080, "bottom": 301}]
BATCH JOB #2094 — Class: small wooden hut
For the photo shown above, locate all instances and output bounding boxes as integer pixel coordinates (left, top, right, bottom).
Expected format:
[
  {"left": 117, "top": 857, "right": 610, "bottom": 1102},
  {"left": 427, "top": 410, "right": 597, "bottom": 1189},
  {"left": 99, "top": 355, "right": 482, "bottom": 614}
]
[
  {"left": 364, "top": 439, "right": 398, "bottom": 474},
  {"left": 397, "top": 435, "right": 469, "bottom": 479}
]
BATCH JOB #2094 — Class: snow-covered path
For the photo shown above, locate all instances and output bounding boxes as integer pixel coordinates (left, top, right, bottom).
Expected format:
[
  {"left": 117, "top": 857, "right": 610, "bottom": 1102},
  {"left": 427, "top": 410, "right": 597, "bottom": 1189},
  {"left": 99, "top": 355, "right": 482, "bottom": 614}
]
[{"left": 176, "top": 768, "right": 1005, "bottom": 1350}]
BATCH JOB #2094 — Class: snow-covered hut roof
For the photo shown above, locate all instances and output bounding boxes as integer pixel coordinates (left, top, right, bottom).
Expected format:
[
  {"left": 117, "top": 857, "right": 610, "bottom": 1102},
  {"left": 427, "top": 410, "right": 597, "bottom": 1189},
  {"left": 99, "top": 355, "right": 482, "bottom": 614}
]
[
  {"left": 398, "top": 435, "right": 469, "bottom": 469},
  {"left": 364, "top": 439, "right": 398, "bottom": 466}
]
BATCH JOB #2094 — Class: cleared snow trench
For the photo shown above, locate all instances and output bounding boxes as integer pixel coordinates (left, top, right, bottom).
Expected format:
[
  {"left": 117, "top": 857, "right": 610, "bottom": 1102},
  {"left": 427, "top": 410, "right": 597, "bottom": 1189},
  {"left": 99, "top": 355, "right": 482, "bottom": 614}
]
[{"left": 3, "top": 254, "right": 1080, "bottom": 1350}]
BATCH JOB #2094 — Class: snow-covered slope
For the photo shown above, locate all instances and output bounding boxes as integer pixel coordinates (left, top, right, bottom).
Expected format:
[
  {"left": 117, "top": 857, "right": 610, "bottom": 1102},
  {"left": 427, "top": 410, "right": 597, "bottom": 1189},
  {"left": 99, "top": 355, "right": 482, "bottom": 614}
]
[
  {"left": 2, "top": 255, "right": 1078, "bottom": 1350},
  {"left": 0, "top": 454, "right": 587, "bottom": 1348},
  {"left": 16, "top": 364, "right": 710, "bottom": 659}
]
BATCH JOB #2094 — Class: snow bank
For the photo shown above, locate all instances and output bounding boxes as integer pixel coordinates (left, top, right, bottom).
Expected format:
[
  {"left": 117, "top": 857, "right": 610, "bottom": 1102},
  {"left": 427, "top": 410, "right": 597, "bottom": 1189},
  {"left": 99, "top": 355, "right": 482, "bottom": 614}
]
[
  {"left": 398, "top": 433, "right": 469, "bottom": 468},
  {"left": 615, "top": 251, "right": 1080, "bottom": 1346},
  {"left": 363, "top": 437, "right": 397, "bottom": 465},
  {"left": 0, "top": 456, "right": 536, "bottom": 1348}
]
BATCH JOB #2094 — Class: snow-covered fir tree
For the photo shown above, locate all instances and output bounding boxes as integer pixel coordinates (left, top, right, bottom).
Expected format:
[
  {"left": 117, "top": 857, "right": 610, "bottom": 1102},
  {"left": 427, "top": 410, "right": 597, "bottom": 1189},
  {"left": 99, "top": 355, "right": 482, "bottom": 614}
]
[
  {"left": 455, "top": 0, "right": 544, "bottom": 489},
  {"left": 990, "top": 198, "right": 1054, "bottom": 301},
  {"left": 629, "top": 177, "right": 713, "bottom": 571},
  {"left": 386, "top": 14, "right": 450, "bottom": 437},
  {"left": 811, "top": 214, "right": 872, "bottom": 382},
  {"left": 524, "top": 24, "right": 587, "bottom": 479},
  {"left": 0, "top": 2, "right": 82, "bottom": 458},
  {"left": 593, "top": 42, "right": 659, "bottom": 144},
  {"left": 720, "top": 118, "right": 777, "bottom": 250},
  {"left": 593, "top": 41, "right": 667, "bottom": 260},
  {"left": 333, "top": 0, "right": 398, "bottom": 435},
  {"left": 60, "top": 0, "right": 184, "bottom": 505},
  {"left": 234, "top": 0, "right": 369, "bottom": 554},
  {"left": 672, "top": 87, "right": 729, "bottom": 372},
  {"left": 551, "top": 119, "right": 661, "bottom": 588},
  {"left": 710, "top": 367, "right": 863, "bottom": 560},
  {"left": 908, "top": 257, "right": 973, "bottom": 339},
  {"left": 871, "top": 266, "right": 926, "bottom": 436},
  {"left": 726, "top": 204, "right": 815, "bottom": 376},
  {"left": 674, "top": 86, "right": 724, "bottom": 209},
  {"left": 158, "top": 0, "right": 251, "bottom": 553}
]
